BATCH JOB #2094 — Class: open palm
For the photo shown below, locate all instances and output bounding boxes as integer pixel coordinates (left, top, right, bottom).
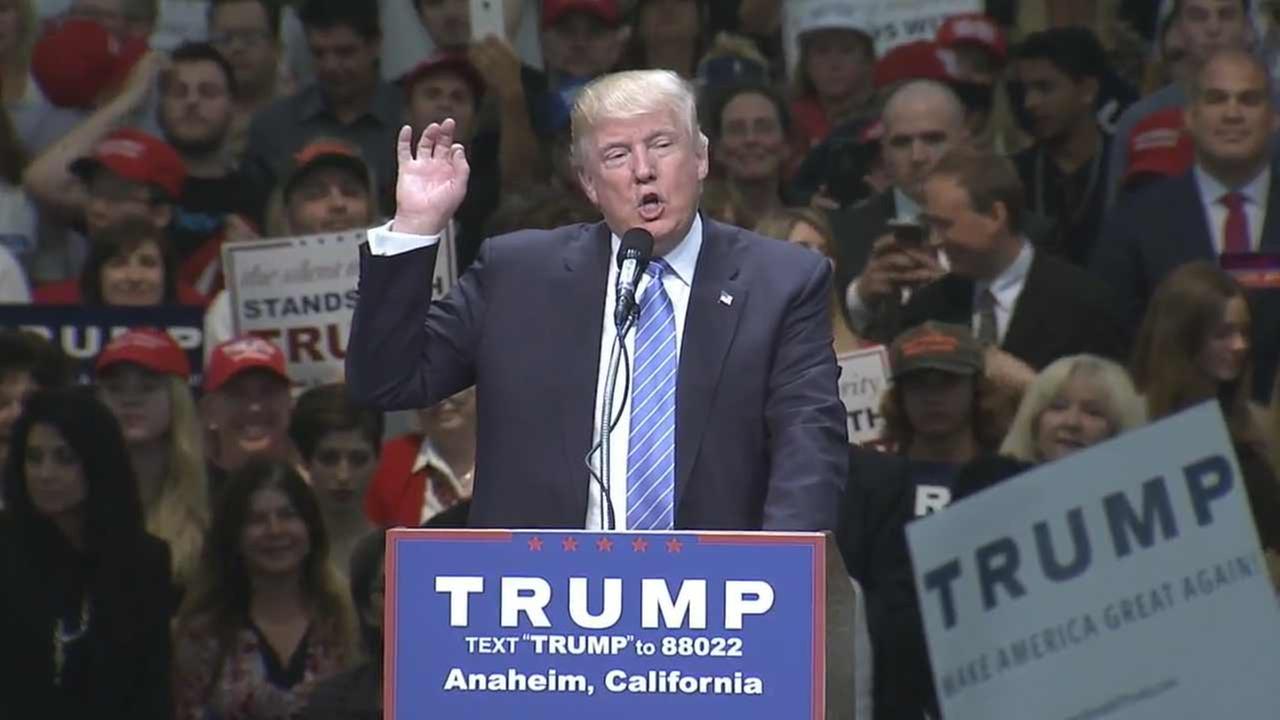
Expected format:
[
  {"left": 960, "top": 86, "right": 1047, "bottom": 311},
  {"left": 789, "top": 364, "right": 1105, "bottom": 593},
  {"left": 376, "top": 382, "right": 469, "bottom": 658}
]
[{"left": 393, "top": 120, "right": 471, "bottom": 236}]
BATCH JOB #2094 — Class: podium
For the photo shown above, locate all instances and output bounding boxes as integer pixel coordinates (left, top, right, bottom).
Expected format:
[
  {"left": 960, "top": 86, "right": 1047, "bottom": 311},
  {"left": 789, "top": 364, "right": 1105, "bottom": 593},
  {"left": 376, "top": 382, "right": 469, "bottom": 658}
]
[{"left": 384, "top": 529, "right": 860, "bottom": 719}]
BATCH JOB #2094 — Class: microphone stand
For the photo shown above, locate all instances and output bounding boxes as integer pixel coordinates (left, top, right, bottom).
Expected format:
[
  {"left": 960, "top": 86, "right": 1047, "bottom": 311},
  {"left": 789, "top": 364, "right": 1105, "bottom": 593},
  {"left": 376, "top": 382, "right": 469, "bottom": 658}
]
[{"left": 597, "top": 310, "right": 637, "bottom": 531}]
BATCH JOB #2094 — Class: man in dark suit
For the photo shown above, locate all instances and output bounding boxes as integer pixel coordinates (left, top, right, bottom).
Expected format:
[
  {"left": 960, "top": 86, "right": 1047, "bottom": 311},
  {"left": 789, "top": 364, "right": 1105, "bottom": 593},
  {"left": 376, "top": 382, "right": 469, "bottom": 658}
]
[
  {"left": 346, "top": 70, "right": 847, "bottom": 531},
  {"left": 1091, "top": 49, "right": 1280, "bottom": 401},
  {"left": 832, "top": 80, "right": 966, "bottom": 339},
  {"left": 901, "top": 145, "right": 1130, "bottom": 383}
]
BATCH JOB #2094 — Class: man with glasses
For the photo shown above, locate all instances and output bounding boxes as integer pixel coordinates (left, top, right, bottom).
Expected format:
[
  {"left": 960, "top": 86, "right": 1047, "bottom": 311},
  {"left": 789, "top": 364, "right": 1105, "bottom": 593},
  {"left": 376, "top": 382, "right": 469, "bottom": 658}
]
[{"left": 208, "top": 0, "right": 286, "bottom": 160}]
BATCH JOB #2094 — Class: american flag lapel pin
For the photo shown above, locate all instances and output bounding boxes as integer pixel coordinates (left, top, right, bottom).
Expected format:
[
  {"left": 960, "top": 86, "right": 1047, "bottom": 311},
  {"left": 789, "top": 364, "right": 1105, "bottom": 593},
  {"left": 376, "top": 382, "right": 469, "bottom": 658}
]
[{"left": 719, "top": 290, "right": 734, "bottom": 306}]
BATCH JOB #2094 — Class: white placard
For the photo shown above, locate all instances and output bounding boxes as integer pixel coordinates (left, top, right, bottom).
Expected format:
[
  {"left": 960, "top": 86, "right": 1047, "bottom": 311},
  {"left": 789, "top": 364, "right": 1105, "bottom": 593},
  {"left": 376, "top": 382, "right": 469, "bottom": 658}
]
[
  {"left": 223, "top": 228, "right": 458, "bottom": 386},
  {"left": 907, "top": 403, "right": 1280, "bottom": 720},
  {"left": 837, "top": 345, "right": 891, "bottom": 446},
  {"left": 783, "top": 0, "right": 981, "bottom": 77}
]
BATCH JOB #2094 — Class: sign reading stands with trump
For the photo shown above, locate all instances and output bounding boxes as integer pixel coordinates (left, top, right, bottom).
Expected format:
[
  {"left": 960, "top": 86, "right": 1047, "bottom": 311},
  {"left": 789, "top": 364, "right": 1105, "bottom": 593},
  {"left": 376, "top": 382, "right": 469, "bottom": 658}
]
[
  {"left": 906, "top": 403, "right": 1280, "bottom": 719},
  {"left": 223, "top": 227, "right": 457, "bottom": 386},
  {"left": 385, "top": 531, "right": 828, "bottom": 719}
]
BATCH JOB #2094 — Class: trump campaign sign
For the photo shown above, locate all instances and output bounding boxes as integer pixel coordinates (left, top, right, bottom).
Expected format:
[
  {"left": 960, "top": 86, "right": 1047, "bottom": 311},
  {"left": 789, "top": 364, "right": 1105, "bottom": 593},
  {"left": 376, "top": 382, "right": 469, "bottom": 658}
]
[
  {"left": 907, "top": 403, "right": 1280, "bottom": 719},
  {"left": 385, "top": 530, "right": 840, "bottom": 719}
]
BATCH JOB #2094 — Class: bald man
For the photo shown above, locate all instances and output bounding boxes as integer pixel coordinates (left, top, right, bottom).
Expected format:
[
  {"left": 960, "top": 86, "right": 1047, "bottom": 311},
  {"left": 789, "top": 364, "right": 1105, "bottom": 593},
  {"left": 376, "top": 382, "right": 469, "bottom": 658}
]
[{"left": 831, "top": 80, "right": 969, "bottom": 340}]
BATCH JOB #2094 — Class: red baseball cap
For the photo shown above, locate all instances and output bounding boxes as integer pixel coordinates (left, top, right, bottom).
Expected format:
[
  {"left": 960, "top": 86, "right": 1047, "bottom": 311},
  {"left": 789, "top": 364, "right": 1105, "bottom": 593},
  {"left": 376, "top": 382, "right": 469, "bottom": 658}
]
[
  {"left": 71, "top": 128, "right": 187, "bottom": 200},
  {"left": 203, "top": 336, "right": 290, "bottom": 393},
  {"left": 873, "top": 41, "right": 960, "bottom": 90},
  {"left": 400, "top": 52, "right": 486, "bottom": 102},
  {"left": 542, "top": 0, "right": 621, "bottom": 28},
  {"left": 1124, "top": 108, "right": 1193, "bottom": 187},
  {"left": 936, "top": 13, "right": 1007, "bottom": 64},
  {"left": 31, "top": 18, "right": 148, "bottom": 110},
  {"left": 95, "top": 328, "right": 191, "bottom": 377}
]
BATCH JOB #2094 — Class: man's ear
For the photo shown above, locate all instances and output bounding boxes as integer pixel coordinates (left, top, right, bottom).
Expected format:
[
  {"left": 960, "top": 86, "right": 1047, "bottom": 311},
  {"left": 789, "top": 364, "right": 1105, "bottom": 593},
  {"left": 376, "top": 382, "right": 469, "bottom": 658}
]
[
  {"left": 577, "top": 166, "right": 599, "bottom": 205},
  {"left": 989, "top": 200, "right": 1008, "bottom": 229}
]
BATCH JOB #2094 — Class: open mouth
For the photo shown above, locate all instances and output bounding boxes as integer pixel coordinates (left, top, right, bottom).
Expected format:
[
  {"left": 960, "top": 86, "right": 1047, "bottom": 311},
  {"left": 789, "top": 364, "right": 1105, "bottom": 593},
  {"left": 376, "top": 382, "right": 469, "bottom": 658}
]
[{"left": 639, "top": 192, "right": 664, "bottom": 221}]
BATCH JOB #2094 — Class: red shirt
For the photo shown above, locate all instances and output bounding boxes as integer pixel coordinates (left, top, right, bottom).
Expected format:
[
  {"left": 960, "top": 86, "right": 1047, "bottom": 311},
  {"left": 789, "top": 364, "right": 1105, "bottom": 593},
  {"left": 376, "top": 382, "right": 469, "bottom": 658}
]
[
  {"left": 33, "top": 279, "right": 207, "bottom": 306},
  {"left": 364, "top": 434, "right": 470, "bottom": 528}
]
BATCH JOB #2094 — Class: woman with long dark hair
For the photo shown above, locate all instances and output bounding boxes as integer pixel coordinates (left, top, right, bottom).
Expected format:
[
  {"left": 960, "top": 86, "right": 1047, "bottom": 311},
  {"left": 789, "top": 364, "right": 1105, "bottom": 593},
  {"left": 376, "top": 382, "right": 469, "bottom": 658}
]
[
  {"left": 1132, "top": 261, "right": 1266, "bottom": 446},
  {"left": 0, "top": 387, "right": 173, "bottom": 718},
  {"left": 173, "top": 458, "right": 357, "bottom": 719}
]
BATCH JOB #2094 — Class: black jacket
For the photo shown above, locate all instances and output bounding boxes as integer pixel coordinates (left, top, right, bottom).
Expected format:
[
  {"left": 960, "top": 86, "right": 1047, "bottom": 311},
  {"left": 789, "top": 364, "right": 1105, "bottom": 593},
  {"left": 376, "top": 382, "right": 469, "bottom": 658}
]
[
  {"left": 901, "top": 248, "right": 1131, "bottom": 369},
  {"left": 0, "top": 514, "right": 173, "bottom": 719},
  {"left": 836, "top": 448, "right": 934, "bottom": 720}
]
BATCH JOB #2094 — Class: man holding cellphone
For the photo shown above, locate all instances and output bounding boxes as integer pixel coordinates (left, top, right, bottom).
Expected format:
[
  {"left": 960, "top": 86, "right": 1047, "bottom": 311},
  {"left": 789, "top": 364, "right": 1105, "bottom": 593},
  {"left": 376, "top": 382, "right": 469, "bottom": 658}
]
[
  {"left": 835, "top": 80, "right": 966, "bottom": 341},
  {"left": 413, "top": 0, "right": 549, "bottom": 200}
]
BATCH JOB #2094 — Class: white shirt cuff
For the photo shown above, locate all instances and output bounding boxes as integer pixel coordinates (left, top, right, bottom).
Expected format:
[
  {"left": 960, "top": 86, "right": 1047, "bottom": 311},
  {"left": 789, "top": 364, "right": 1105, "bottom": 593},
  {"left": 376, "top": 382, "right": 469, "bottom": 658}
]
[
  {"left": 366, "top": 220, "right": 442, "bottom": 256},
  {"left": 845, "top": 277, "right": 872, "bottom": 333}
]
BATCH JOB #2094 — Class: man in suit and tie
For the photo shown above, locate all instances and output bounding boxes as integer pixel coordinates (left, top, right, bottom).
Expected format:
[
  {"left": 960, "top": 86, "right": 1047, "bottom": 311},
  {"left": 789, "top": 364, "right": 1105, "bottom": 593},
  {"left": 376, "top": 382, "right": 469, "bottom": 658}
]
[
  {"left": 1092, "top": 48, "right": 1280, "bottom": 401},
  {"left": 834, "top": 80, "right": 966, "bottom": 340},
  {"left": 346, "top": 70, "right": 847, "bottom": 531},
  {"left": 899, "top": 145, "right": 1130, "bottom": 384}
]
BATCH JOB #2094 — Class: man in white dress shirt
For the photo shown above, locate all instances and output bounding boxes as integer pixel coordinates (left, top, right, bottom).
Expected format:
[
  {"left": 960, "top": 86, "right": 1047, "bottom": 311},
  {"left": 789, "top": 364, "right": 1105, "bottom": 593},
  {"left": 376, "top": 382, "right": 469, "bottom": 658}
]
[{"left": 345, "top": 69, "right": 847, "bottom": 530}]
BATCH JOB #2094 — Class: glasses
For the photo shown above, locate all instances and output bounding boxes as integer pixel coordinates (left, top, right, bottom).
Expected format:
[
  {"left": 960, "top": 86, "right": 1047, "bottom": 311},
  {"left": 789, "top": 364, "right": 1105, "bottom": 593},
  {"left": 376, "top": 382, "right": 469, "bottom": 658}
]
[{"left": 210, "top": 29, "right": 273, "bottom": 48}]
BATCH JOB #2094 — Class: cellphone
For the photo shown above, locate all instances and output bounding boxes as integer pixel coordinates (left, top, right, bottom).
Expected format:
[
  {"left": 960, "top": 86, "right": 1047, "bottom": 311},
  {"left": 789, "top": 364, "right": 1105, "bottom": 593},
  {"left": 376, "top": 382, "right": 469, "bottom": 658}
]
[
  {"left": 470, "top": 0, "right": 505, "bottom": 42},
  {"left": 887, "top": 219, "right": 927, "bottom": 248}
]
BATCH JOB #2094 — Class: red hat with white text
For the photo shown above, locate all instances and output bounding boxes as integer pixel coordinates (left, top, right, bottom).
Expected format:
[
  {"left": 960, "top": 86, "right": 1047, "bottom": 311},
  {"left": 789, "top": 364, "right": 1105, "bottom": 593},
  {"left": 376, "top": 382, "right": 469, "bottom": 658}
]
[
  {"left": 203, "top": 336, "right": 290, "bottom": 393},
  {"left": 936, "top": 13, "right": 1007, "bottom": 64},
  {"left": 95, "top": 328, "right": 191, "bottom": 377}
]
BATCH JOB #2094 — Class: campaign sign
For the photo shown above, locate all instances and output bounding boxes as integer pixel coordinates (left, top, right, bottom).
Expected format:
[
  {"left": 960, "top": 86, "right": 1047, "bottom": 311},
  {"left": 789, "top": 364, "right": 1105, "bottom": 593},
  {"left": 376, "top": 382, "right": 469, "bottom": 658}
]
[
  {"left": 0, "top": 305, "right": 204, "bottom": 386},
  {"left": 386, "top": 530, "right": 827, "bottom": 719},
  {"left": 907, "top": 403, "right": 1280, "bottom": 720},
  {"left": 837, "top": 346, "right": 891, "bottom": 446},
  {"left": 224, "top": 227, "right": 457, "bottom": 386}
]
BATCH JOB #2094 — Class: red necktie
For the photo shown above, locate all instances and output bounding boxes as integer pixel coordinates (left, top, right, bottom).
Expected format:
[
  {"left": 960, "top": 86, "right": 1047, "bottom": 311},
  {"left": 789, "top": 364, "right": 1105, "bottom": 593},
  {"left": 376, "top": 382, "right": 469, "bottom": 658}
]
[{"left": 1220, "top": 192, "right": 1250, "bottom": 253}]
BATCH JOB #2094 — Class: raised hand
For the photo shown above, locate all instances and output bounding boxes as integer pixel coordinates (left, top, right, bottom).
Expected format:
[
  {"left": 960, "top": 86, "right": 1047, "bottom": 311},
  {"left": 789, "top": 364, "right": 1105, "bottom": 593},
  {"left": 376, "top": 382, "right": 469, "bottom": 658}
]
[{"left": 392, "top": 120, "right": 470, "bottom": 236}]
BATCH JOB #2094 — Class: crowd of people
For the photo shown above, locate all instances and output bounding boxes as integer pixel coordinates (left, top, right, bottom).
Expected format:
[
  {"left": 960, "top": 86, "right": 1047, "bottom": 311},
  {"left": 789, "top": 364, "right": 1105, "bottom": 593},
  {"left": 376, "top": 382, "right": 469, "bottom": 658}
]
[{"left": 0, "top": 0, "right": 1279, "bottom": 718}]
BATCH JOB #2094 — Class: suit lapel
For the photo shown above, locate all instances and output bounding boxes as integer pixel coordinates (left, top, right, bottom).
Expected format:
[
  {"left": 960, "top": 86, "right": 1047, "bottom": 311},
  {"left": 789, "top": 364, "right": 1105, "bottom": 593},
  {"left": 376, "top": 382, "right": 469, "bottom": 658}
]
[
  {"left": 555, "top": 223, "right": 611, "bottom": 504},
  {"left": 1260, "top": 165, "right": 1280, "bottom": 252},
  {"left": 1180, "top": 173, "right": 1217, "bottom": 259},
  {"left": 1002, "top": 251, "right": 1044, "bottom": 357},
  {"left": 675, "top": 219, "right": 746, "bottom": 506}
]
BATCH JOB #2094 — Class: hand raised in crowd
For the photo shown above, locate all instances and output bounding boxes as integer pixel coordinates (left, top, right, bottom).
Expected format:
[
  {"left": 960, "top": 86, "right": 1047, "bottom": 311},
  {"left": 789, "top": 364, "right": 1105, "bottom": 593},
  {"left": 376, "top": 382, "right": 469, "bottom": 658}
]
[
  {"left": 856, "top": 234, "right": 946, "bottom": 305},
  {"left": 809, "top": 184, "right": 839, "bottom": 211},
  {"left": 115, "top": 50, "right": 170, "bottom": 111},
  {"left": 469, "top": 35, "right": 522, "bottom": 100},
  {"left": 984, "top": 346, "right": 1037, "bottom": 392},
  {"left": 392, "top": 120, "right": 471, "bottom": 236}
]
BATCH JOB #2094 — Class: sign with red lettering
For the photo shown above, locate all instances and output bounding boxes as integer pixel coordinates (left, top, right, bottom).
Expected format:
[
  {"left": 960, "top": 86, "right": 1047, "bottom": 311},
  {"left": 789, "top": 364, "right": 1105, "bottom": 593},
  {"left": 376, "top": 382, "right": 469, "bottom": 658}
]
[{"left": 225, "top": 228, "right": 458, "bottom": 386}]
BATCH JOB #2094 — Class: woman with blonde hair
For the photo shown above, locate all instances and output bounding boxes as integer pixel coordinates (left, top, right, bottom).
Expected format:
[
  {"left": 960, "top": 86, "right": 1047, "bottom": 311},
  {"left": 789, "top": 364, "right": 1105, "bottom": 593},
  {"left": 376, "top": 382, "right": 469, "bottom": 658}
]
[
  {"left": 94, "top": 328, "right": 209, "bottom": 594},
  {"left": 999, "top": 354, "right": 1147, "bottom": 464},
  {"left": 755, "top": 206, "right": 861, "bottom": 354},
  {"left": 173, "top": 459, "right": 357, "bottom": 720}
]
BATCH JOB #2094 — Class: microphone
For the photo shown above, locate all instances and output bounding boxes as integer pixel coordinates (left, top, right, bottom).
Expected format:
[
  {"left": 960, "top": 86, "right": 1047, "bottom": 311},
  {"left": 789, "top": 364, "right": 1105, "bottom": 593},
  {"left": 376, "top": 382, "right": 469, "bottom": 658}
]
[{"left": 614, "top": 228, "right": 654, "bottom": 331}]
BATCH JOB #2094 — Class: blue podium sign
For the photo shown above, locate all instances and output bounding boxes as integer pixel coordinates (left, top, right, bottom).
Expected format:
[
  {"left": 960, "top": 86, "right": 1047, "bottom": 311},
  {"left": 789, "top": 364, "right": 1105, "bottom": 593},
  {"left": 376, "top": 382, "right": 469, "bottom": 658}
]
[{"left": 385, "top": 529, "right": 828, "bottom": 719}]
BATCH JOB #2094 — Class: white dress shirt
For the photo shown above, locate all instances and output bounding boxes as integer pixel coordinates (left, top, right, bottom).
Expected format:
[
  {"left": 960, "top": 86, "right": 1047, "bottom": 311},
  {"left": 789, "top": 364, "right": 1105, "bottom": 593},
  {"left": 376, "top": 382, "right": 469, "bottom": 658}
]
[
  {"left": 366, "top": 215, "right": 703, "bottom": 530},
  {"left": 973, "top": 241, "right": 1034, "bottom": 345},
  {"left": 1194, "top": 164, "right": 1269, "bottom": 253}
]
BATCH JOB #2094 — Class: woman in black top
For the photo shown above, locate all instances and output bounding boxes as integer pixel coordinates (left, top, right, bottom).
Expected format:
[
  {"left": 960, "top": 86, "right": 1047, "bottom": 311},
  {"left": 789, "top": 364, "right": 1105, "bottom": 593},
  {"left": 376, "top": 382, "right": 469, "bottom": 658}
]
[{"left": 0, "top": 387, "right": 173, "bottom": 719}]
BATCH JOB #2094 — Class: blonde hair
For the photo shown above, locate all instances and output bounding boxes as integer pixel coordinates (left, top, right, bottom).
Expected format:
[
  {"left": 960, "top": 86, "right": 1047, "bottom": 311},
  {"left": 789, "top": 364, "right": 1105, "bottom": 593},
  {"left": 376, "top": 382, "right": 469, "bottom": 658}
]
[
  {"left": 754, "top": 207, "right": 835, "bottom": 257},
  {"left": 570, "top": 69, "right": 708, "bottom": 168},
  {"left": 1000, "top": 354, "right": 1148, "bottom": 463},
  {"left": 147, "top": 376, "right": 211, "bottom": 587}
]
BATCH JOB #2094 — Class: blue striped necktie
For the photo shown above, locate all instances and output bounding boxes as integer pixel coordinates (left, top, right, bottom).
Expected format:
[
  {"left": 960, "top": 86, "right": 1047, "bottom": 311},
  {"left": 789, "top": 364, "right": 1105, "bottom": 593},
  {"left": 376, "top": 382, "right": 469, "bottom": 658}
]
[{"left": 626, "top": 259, "right": 677, "bottom": 530}]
